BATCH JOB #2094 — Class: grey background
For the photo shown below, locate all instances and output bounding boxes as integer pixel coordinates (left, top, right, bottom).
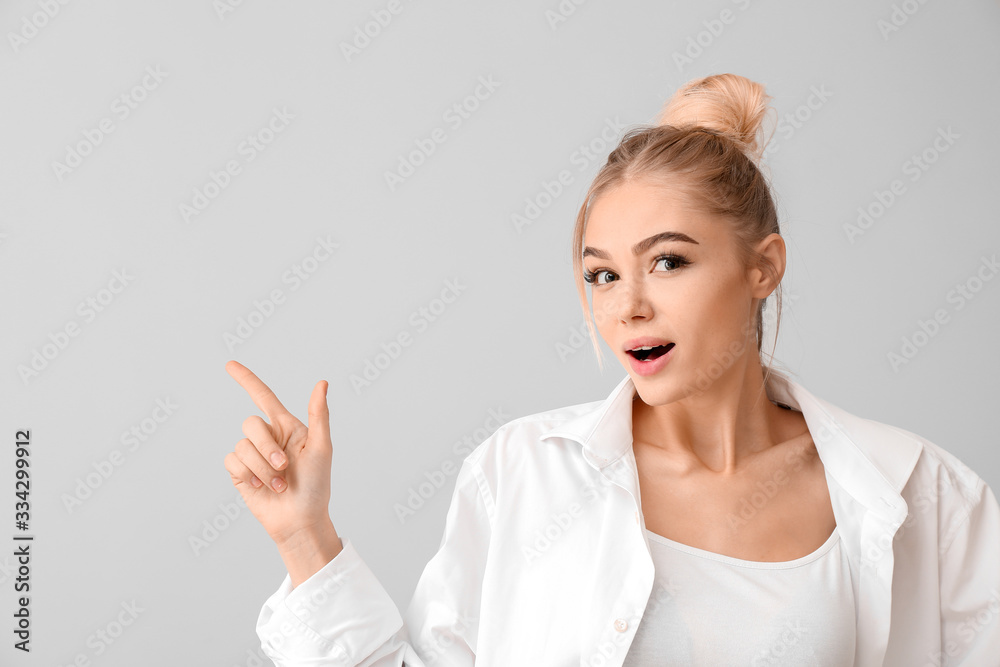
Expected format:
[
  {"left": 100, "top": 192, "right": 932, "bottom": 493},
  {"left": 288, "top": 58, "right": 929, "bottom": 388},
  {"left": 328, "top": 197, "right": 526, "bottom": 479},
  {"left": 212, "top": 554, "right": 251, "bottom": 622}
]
[{"left": 2, "top": 0, "right": 998, "bottom": 664}]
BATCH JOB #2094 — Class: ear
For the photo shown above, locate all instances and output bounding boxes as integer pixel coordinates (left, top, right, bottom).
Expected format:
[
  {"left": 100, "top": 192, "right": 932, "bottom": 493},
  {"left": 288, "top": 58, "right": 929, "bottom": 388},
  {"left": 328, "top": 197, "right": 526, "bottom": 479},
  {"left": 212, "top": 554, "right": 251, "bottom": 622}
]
[{"left": 749, "top": 233, "right": 786, "bottom": 299}]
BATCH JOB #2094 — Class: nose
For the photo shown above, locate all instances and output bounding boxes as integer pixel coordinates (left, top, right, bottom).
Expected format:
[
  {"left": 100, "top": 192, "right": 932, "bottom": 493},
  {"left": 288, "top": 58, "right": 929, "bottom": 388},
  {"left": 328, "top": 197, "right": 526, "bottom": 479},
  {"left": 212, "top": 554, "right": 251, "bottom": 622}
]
[{"left": 610, "top": 280, "right": 653, "bottom": 325}]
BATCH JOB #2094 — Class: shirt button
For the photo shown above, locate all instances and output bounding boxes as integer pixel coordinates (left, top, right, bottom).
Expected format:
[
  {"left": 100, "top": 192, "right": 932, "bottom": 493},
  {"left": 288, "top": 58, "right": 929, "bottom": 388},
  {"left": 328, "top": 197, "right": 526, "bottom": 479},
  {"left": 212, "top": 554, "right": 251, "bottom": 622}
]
[{"left": 614, "top": 618, "right": 628, "bottom": 632}]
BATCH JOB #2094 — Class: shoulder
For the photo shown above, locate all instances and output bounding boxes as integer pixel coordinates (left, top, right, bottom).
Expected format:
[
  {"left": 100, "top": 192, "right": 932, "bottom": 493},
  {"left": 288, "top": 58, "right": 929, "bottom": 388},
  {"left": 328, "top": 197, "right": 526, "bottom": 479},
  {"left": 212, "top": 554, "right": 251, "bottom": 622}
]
[
  {"left": 459, "top": 396, "right": 603, "bottom": 485},
  {"left": 876, "top": 419, "right": 986, "bottom": 505},
  {"left": 807, "top": 382, "right": 997, "bottom": 553},
  {"left": 816, "top": 386, "right": 987, "bottom": 509},
  {"left": 464, "top": 396, "right": 602, "bottom": 461},
  {"left": 859, "top": 417, "right": 991, "bottom": 548}
]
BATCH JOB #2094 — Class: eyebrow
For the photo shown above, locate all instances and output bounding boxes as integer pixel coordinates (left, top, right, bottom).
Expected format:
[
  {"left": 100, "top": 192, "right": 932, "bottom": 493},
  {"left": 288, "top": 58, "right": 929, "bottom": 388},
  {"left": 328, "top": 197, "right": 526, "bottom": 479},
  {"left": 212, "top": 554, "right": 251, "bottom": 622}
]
[{"left": 583, "top": 231, "right": 700, "bottom": 260}]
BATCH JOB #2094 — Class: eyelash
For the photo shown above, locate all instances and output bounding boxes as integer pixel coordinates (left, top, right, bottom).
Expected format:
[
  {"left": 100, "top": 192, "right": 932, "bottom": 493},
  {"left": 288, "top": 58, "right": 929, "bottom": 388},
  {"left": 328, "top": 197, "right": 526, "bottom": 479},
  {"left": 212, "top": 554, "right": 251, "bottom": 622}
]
[{"left": 583, "top": 253, "right": 690, "bottom": 286}]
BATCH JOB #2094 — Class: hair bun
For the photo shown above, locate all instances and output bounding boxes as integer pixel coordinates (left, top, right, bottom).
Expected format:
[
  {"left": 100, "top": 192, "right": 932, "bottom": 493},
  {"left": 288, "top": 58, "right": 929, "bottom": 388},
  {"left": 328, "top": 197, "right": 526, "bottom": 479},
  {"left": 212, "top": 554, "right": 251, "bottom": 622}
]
[{"left": 656, "top": 73, "right": 775, "bottom": 167}]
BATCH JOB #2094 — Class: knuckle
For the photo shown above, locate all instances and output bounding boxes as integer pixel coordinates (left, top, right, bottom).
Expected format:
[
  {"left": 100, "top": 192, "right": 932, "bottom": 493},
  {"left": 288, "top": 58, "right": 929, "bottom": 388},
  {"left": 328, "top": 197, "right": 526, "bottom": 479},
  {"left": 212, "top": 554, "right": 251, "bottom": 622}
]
[
  {"left": 290, "top": 423, "right": 308, "bottom": 442},
  {"left": 235, "top": 437, "right": 256, "bottom": 457},
  {"left": 242, "top": 414, "right": 262, "bottom": 433}
]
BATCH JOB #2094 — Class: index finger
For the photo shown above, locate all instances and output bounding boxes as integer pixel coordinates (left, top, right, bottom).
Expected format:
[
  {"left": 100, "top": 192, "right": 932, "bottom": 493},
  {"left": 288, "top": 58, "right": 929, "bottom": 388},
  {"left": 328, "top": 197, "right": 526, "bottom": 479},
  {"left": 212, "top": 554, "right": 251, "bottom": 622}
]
[{"left": 225, "top": 360, "right": 292, "bottom": 422}]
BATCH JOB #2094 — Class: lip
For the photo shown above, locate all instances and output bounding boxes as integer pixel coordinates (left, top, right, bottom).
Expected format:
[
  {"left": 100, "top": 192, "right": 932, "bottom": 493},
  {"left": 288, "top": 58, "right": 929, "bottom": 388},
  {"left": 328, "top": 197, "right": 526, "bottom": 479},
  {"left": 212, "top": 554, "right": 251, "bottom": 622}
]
[
  {"left": 623, "top": 337, "right": 675, "bottom": 377},
  {"left": 626, "top": 342, "right": 675, "bottom": 376},
  {"left": 622, "top": 336, "right": 674, "bottom": 353}
]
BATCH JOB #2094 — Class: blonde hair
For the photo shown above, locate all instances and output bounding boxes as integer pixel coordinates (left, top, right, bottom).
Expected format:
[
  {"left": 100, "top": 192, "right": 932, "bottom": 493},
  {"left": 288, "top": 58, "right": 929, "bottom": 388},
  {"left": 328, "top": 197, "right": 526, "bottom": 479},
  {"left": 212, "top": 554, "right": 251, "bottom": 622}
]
[{"left": 571, "top": 73, "right": 783, "bottom": 388}]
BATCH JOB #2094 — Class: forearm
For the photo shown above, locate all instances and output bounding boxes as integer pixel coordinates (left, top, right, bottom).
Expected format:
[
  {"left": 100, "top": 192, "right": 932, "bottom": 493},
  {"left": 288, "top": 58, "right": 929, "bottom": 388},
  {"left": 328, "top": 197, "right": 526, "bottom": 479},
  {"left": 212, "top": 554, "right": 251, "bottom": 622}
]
[{"left": 276, "top": 519, "right": 344, "bottom": 589}]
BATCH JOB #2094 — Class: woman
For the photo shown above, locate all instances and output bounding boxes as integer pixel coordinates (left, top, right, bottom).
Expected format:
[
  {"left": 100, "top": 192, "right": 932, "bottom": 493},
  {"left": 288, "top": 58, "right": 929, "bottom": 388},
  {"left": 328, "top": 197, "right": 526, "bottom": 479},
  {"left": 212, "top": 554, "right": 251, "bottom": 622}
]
[{"left": 224, "top": 74, "right": 1000, "bottom": 666}]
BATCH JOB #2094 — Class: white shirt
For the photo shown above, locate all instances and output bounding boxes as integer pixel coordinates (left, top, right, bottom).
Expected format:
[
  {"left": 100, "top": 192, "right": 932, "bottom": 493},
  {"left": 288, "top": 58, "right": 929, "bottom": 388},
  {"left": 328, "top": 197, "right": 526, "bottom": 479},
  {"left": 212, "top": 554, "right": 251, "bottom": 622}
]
[
  {"left": 622, "top": 525, "right": 856, "bottom": 665},
  {"left": 255, "top": 369, "right": 1000, "bottom": 666}
]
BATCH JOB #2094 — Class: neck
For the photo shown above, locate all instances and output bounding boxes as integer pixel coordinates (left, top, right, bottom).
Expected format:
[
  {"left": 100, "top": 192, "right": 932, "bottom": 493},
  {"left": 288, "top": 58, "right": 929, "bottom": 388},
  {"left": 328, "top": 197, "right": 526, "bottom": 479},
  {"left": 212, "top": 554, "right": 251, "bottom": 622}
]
[{"left": 630, "top": 358, "right": 797, "bottom": 475}]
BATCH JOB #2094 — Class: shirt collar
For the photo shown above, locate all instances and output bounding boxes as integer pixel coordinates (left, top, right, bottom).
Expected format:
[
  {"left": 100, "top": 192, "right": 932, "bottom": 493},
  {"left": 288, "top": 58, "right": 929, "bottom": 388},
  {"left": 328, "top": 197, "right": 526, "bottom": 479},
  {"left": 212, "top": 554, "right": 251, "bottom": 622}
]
[{"left": 538, "top": 369, "right": 923, "bottom": 525}]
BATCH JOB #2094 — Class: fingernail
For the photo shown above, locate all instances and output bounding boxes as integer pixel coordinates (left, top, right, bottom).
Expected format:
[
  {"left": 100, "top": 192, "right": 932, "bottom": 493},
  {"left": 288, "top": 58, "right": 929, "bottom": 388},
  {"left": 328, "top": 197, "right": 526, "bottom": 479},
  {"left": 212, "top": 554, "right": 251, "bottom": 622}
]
[
  {"left": 271, "top": 477, "right": 285, "bottom": 492},
  {"left": 250, "top": 475, "right": 262, "bottom": 488},
  {"left": 271, "top": 452, "right": 286, "bottom": 468}
]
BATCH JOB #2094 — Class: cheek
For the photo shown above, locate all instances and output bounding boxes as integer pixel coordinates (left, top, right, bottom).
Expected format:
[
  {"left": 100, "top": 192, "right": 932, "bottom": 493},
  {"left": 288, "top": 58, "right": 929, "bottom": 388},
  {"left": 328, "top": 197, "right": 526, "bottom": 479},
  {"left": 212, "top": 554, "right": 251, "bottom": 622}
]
[
  {"left": 590, "top": 294, "right": 615, "bottom": 336},
  {"left": 590, "top": 297, "right": 621, "bottom": 352},
  {"left": 678, "top": 281, "right": 751, "bottom": 351}
]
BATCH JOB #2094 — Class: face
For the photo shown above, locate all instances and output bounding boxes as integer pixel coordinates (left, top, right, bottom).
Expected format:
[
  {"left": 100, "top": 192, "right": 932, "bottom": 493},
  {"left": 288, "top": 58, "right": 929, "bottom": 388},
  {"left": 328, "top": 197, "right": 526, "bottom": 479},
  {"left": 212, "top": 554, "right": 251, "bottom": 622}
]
[{"left": 583, "top": 178, "right": 778, "bottom": 405}]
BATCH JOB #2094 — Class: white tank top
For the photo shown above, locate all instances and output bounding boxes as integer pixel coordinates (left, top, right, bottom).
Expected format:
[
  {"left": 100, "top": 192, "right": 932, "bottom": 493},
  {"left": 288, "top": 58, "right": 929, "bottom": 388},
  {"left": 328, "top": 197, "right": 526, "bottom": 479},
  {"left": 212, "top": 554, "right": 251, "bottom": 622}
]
[{"left": 622, "top": 524, "right": 856, "bottom": 665}]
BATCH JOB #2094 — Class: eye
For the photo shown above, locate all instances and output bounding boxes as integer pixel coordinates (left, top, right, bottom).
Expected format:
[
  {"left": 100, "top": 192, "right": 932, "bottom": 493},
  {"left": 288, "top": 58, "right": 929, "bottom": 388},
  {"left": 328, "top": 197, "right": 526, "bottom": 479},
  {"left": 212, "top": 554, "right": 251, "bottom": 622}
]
[
  {"left": 584, "top": 252, "right": 690, "bottom": 286},
  {"left": 653, "top": 253, "right": 690, "bottom": 272},
  {"left": 583, "top": 268, "right": 616, "bottom": 285}
]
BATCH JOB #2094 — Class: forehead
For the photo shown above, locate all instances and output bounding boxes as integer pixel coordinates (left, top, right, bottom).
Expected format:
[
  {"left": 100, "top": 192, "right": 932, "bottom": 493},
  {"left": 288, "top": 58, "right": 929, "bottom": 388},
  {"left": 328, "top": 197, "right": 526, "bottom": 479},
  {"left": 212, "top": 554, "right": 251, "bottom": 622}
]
[{"left": 584, "top": 179, "right": 721, "bottom": 246}]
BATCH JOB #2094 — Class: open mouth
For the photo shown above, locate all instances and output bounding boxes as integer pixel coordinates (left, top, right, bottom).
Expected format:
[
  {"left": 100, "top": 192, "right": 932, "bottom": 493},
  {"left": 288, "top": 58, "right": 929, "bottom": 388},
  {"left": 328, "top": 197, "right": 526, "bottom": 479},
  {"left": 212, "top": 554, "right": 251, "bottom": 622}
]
[{"left": 627, "top": 343, "right": 675, "bottom": 361}]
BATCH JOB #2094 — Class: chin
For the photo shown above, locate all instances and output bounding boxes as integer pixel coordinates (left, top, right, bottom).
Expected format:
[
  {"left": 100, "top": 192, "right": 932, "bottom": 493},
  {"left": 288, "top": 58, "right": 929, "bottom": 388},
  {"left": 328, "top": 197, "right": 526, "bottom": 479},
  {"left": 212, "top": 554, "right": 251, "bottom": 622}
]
[{"left": 627, "top": 372, "right": 681, "bottom": 405}]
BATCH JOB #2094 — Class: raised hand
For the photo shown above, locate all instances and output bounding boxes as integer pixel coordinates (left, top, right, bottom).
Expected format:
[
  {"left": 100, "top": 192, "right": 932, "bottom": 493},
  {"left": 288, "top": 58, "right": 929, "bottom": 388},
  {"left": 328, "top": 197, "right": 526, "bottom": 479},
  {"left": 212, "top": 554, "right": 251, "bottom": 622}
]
[{"left": 223, "top": 360, "right": 337, "bottom": 551}]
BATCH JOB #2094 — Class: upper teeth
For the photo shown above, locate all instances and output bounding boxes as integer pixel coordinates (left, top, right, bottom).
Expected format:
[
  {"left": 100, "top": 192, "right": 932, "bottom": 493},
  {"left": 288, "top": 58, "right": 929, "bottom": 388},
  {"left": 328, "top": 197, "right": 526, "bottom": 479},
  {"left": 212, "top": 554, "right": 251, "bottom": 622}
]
[{"left": 633, "top": 345, "right": 659, "bottom": 351}]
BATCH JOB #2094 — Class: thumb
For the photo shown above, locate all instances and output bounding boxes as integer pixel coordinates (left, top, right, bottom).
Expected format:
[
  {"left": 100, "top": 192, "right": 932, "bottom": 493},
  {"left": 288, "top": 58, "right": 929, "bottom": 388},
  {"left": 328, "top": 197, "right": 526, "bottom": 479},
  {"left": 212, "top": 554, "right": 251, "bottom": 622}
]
[{"left": 306, "top": 379, "right": 331, "bottom": 450}]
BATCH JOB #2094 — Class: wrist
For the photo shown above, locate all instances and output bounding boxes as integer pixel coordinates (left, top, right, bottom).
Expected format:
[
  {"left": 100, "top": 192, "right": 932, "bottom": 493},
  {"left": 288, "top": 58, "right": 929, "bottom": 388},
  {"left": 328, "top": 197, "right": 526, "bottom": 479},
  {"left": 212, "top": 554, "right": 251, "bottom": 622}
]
[
  {"left": 275, "top": 517, "right": 339, "bottom": 552},
  {"left": 275, "top": 519, "right": 343, "bottom": 589}
]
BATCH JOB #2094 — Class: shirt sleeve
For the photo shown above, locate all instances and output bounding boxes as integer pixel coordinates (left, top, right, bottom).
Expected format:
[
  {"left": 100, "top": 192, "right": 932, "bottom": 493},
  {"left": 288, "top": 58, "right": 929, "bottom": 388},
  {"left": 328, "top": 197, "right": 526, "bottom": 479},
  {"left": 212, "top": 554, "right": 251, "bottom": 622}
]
[
  {"left": 938, "top": 477, "right": 1000, "bottom": 665},
  {"left": 254, "top": 449, "right": 495, "bottom": 666}
]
